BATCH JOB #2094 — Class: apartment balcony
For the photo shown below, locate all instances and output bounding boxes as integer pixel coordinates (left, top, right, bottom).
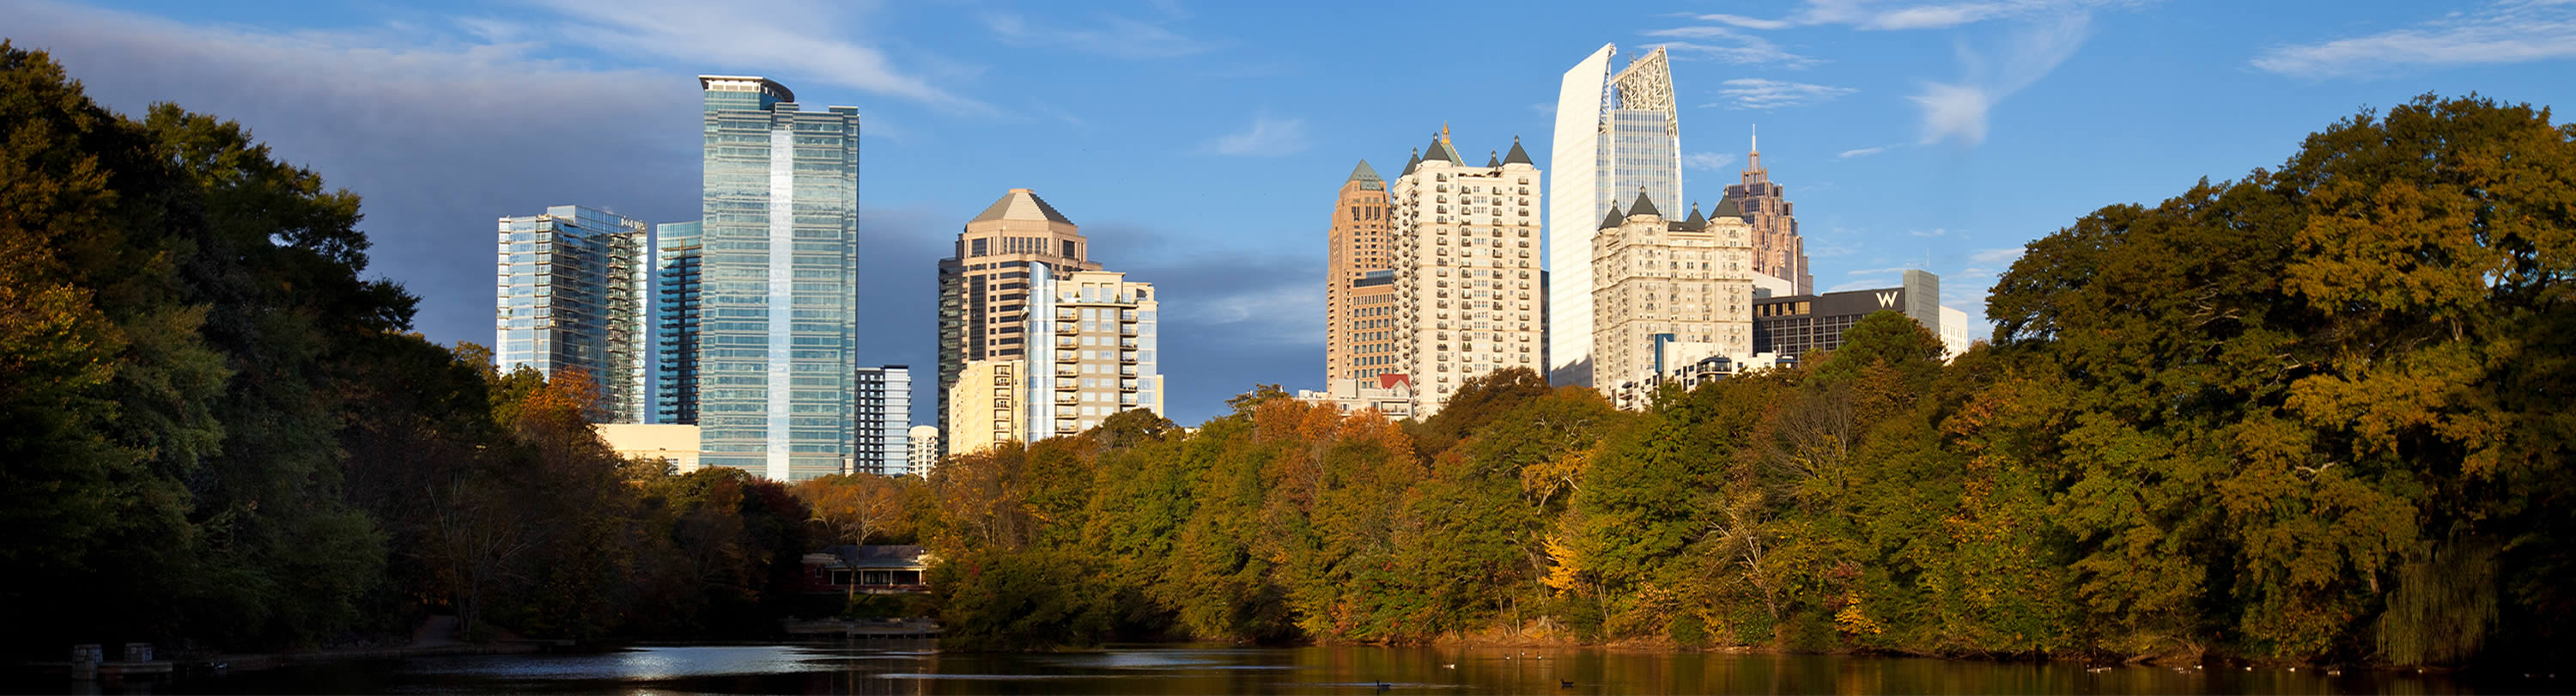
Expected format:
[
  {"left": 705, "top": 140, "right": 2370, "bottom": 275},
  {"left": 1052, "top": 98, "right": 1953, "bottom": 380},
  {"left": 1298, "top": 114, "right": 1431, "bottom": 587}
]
[
  {"left": 1056, "top": 422, "right": 1079, "bottom": 433},
  {"left": 1055, "top": 323, "right": 1078, "bottom": 334},
  {"left": 1120, "top": 338, "right": 1139, "bottom": 349},
  {"left": 1054, "top": 380, "right": 1078, "bottom": 391},
  {"left": 1055, "top": 351, "right": 1078, "bottom": 363},
  {"left": 1120, "top": 325, "right": 1139, "bottom": 336},
  {"left": 1120, "top": 365, "right": 1138, "bottom": 376},
  {"left": 1055, "top": 393, "right": 1078, "bottom": 404},
  {"left": 1120, "top": 351, "right": 1138, "bottom": 363},
  {"left": 1119, "top": 379, "right": 1139, "bottom": 390},
  {"left": 1055, "top": 367, "right": 1078, "bottom": 377}
]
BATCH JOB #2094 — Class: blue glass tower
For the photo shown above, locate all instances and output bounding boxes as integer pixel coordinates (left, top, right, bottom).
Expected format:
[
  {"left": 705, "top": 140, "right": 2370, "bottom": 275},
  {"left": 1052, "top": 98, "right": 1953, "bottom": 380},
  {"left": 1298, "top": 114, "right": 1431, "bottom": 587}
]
[
  {"left": 496, "top": 205, "right": 648, "bottom": 423},
  {"left": 693, "top": 75, "right": 862, "bottom": 480},
  {"left": 653, "top": 220, "right": 702, "bottom": 425}
]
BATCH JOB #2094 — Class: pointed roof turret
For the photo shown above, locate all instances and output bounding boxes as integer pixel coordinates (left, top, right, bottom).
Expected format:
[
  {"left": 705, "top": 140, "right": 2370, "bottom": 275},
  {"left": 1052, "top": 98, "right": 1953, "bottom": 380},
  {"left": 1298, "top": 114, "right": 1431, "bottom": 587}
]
[
  {"left": 1711, "top": 196, "right": 1744, "bottom": 220},
  {"left": 1503, "top": 137, "right": 1534, "bottom": 166},
  {"left": 1423, "top": 129, "right": 1462, "bottom": 164},
  {"left": 1627, "top": 187, "right": 1662, "bottom": 219},
  {"left": 1487, "top": 150, "right": 1502, "bottom": 168},
  {"left": 971, "top": 188, "right": 1074, "bottom": 224},
  {"left": 1601, "top": 207, "right": 1625, "bottom": 229},
  {"left": 1346, "top": 160, "right": 1384, "bottom": 191},
  {"left": 1683, "top": 203, "right": 1708, "bottom": 230},
  {"left": 1401, "top": 148, "right": 1422, "bottom": 176}
]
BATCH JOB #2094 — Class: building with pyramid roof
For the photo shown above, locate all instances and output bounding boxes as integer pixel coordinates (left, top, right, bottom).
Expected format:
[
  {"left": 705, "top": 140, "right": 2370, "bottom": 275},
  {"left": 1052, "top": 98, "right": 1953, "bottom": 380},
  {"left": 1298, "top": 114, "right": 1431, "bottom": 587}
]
[
  {"left": 1325, "top": 160, "right": 1398, "bottom": 388},
  {"left": 1378, "top": 127, "right": 1543, "bottom": 418}
]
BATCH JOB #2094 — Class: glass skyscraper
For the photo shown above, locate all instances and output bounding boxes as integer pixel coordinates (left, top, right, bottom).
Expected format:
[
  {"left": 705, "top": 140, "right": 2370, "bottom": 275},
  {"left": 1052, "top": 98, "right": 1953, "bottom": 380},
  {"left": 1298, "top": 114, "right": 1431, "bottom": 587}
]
[
  {"left": 495, "top": 205, "right": 649, "bottom": 423},
  {"left": 691, "top": 75, "right": 861, "bottom": 480},
  {"left": 1548, "top": 45, "right": 1682, "bottom": 388},
  {"left": 654, "top": 220, "right": 702, "bottom": 425}
]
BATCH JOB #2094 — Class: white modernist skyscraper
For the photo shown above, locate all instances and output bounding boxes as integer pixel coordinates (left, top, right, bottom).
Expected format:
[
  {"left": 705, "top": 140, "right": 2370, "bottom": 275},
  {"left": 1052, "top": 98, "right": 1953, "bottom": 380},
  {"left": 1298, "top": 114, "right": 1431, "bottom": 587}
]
[{"left": 1548, "top": 44, "right": 1682, "bottom": 388}]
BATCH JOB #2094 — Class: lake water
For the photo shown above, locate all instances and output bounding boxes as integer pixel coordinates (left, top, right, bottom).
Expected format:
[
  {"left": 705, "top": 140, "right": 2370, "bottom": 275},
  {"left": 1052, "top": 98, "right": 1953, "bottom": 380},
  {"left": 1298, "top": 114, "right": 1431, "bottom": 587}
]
[{"left": 26, "top": 642, "right": 2534, "bottom": 694}]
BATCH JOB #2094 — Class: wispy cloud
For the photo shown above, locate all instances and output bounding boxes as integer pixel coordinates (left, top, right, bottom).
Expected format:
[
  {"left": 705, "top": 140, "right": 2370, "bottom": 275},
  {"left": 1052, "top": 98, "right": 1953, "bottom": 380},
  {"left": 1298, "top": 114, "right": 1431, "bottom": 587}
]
[
  {"left": 1681, "top": 152, "right": 1737, "bottom": 171},
  {"left": 2252, "top": 1, "right": 2576, "bottom": 78},
  {"left": 1908, "top": 228, "right": 1948, "bottom": 237},
  {"left": 1970, "top": 247, "right": 2026, "bottom": 266},
  {"left": 1709, "top": 77, "right": 1856, "bottom": 109},
  {"left": 1691, "top": 0, "right": 2143, "bottom": 32},
  {"left": 1202, "top": 115, "right": 1309, "bottom": 156},
  {"left": 981, "top": 11, "right": 1212, "bottom": 59},
  {"left": 1847, "top": 266, "right": 1917, "bottom": 276},
  {"left": 530, "top": 0, "right": 987, "bottom": 113},
  {"left": 1911, "top": 12, "right": 2093, "bottom": 146},
  {"left": 1642, "top": 26, "right": 1818, "bottom": 66},
  {"left": 1838, "top": 145, "right": 1892, "bottom": 158}
]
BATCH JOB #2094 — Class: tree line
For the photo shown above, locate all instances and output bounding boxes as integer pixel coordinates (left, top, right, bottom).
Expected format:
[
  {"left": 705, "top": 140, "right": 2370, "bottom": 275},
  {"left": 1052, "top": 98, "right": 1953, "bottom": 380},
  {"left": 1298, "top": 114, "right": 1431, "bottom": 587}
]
[
  {"left": 6, "top": 37, "right": 2571, "bottom": 669},
  {"left": 1, "top": 43, "right": 820, "bottom": 653},
  {"left": 878, "top": 93, "right": 2573, "bottom": 669}
]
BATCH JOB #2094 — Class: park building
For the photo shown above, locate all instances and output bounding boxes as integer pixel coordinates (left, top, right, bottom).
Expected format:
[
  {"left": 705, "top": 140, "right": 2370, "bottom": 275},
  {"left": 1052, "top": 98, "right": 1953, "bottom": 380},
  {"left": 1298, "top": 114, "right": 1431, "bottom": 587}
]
[
  {"left": 1387, "top": 127, "right": 1544, "bottom": 418},
  {"left": 1589, "top": 192, "right": 1761, "bottom": 405},
  {"left": 495, "top": 205, "right": 649, "bottom": 424}
]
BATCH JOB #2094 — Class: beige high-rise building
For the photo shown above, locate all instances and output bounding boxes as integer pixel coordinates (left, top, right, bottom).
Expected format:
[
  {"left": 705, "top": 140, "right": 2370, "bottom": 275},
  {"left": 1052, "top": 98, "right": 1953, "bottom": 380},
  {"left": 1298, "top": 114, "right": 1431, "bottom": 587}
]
[
  {"left": 945, "top": 359, "right": 1021, "bottom": 456},
  {"left": 1388, "top": 128, "right": 1543, "bottom": 417},
  {"left": 1590, "top": 190, "right": 1758, "bottom": 399},
  {"left": 1036, "top": 269, "right": 1164, "bottom": 438},
  {"left": 1723, "top": 130, "right": 1814, "bottom": 295},
  {"left": 937, "top": 189, "right": 1101, "bottom": 451},
  {"left": 1325, "top": 161, "right": 1399, "bottom": 386}
]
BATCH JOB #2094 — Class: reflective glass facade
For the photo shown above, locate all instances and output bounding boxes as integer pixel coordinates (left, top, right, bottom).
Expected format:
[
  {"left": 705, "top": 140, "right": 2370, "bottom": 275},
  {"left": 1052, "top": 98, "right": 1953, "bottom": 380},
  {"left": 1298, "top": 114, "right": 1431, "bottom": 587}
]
[
  {"left": 654, "top": 220, "right": 702, "bottom": 424},
  {"left": 496, "top": 205, "right": 648, "bottom": 423},
  {"left": 694, "top": 76, "right": 862, "bottom": 481}
]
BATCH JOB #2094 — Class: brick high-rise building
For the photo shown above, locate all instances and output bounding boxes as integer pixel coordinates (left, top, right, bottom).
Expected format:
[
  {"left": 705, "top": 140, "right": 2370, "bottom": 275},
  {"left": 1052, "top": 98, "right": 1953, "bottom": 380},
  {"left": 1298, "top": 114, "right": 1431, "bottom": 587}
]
[
  {"left": 1324, "top": 160, "right": 1397, "bottom": 386},
  {"left": 935, "top": 188, "right": 1099, "bottom": 447},
  {"left": 1723, "top": 129, "right": 1814, "bottom": 295},
  {"left": 1388, "top": 127, "right": 1543, "bottom": 417}
]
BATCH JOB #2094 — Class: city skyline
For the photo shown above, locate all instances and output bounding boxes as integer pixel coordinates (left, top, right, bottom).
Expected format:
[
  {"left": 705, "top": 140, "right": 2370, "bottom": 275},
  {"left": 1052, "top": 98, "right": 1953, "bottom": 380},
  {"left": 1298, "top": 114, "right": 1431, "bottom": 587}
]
[{"left": 19, "top": 0, "right": 2576, "bottom": 424}]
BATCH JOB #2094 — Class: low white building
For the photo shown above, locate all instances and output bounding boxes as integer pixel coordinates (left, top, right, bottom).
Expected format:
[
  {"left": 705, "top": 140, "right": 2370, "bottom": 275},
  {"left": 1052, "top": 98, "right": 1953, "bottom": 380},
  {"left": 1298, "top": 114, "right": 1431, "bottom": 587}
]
[{"left": 1294, "top": 375, "right": 1418, "bottom": 419}]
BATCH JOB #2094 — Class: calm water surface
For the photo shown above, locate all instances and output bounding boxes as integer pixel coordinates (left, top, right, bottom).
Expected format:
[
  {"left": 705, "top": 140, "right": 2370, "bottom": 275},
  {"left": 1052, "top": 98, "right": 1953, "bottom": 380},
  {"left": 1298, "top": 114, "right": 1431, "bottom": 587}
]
[{"left": 26, "top": 642, "right": 2541, "bottom": 695}]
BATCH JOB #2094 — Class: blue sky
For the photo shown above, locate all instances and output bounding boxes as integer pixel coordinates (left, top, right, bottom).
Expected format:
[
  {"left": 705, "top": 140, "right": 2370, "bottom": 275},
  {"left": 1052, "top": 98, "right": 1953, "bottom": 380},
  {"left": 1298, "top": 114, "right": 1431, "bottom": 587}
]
[{"left": 11, "top": 0, "right": 2574, "bottom": 425}]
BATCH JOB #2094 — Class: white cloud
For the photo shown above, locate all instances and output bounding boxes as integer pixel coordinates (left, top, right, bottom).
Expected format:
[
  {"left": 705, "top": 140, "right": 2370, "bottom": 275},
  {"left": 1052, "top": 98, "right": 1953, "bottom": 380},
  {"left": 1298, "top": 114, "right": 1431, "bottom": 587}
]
[
  {"left": 1689, "top": 13, "right": 1796, "bottom": 30},
  {"left": 1202, "top": 115, "right": 1309, "bottom": 156},
  {"left": 1970, "top": 247, "right": 2026, "bottom": 266},
  {"left": 2252, "top": 1, "right": 2576, "bottom": 78},
  {"left": 1838, "top": 145, "right": 1892, "bottom": 158},
  {"left": 1911, "top": 12, "right": 2092, "bottom": 145},
  {"left": 1681, "top": 152, "right": 1737, "bottom": 171},
  {"left": 1710, "top": 0, "right": 2145, "bottom": 32},
  {"left": 529, "top": 0, "right": 987, "bottom": 113},
  {"left": 981, "top": 11, "right": 1212, "bottom": 59},
  {"left": 1642, "top": 26, "right": 1819, "bottom": 66},
  {"left": 1908, "top": 228, "right": 1948, "bottom": 237},
  {"left": 1709, "top": 77, "right": 1856, "bottom": 109},
  {"left": 1847, "top": 266, "right": 1917, "bottom": 276}
]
